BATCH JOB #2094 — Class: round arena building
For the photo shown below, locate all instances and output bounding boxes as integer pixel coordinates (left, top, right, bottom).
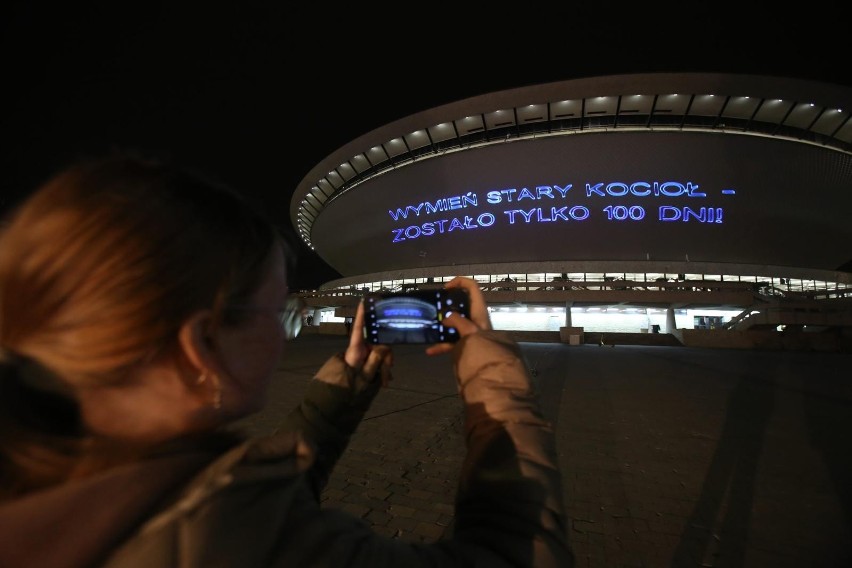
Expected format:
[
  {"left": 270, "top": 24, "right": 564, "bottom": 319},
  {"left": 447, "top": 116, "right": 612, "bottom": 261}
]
[{"left": 291, "top": 73, "right": 852, "bottom": 348}]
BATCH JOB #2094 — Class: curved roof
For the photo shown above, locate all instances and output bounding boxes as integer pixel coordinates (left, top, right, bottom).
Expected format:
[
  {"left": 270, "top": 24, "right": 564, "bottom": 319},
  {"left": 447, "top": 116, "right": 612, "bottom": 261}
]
[{"left": 291, "top": 73, "right": 852, "bottom": 277}]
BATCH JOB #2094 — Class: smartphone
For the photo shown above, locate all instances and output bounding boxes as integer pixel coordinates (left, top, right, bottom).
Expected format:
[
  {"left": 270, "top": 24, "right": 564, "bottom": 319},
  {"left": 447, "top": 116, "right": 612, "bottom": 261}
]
[{"left": 363, "top": 288, "right": 470, "bottom": 344}]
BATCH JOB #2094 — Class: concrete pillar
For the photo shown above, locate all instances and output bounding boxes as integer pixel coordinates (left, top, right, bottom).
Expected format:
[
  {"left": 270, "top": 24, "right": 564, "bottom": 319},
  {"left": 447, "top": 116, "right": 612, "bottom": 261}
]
[
  {"left": 642, "top": 308, "right": 652, "bottom": 333},
  {"left": 311, "top": 307, "right": 322, "bottom": 326},
  {"left": 564, "top": 301, "right": 573, "bottom": 327},
  {"left": 665, "top": 307, "right": 677, "bottom": 333}
]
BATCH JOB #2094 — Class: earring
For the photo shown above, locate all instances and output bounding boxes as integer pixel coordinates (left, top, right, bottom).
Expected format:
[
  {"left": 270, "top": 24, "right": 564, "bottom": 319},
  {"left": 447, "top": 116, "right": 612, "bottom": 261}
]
[
  {"left": 213, "top": 382, "right": 223, "bottom": 410},
  {"left": 208, "top": 373, "right": 223, "bottom": 410},
  {"left": 196, "top": 372, "right": 222, "bottom": 410}
]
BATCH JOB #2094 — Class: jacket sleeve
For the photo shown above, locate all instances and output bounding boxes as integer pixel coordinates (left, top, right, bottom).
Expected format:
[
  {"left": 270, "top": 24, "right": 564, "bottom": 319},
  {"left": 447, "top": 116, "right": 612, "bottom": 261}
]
[
  {"left": 448, "top": 329, "right": 573, "bottom": 567},
  {"left": 278, "top": 353, "right": 381, "bottom": 498},
  {"left": 292, "top": 330, "right": 572, "bottom": 567}
]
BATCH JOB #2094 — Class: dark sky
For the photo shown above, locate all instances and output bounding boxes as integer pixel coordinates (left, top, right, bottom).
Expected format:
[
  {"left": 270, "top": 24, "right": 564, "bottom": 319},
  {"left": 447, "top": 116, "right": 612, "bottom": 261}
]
[{"left": 3, "top": 3, "right": 849, "bottom": 289}]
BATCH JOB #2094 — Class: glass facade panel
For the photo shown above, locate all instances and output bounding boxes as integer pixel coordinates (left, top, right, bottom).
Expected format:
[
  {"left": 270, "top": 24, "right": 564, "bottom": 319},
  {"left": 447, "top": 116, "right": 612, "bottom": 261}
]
[{"left": 335, "top": 271, "right": 847, "bottom": 330}]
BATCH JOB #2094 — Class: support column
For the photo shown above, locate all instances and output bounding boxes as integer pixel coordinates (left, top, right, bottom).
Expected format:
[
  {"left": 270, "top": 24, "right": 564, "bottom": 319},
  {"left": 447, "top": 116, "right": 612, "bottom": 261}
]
[
  {"left": 311, "top": 307, "right": 322, "bottom": 326},
  {"left": 559, "top": 302, "right": 582, "bottom": 345},
  {"left": 665, "top": 307, "right": 677, "bottom": 333}
]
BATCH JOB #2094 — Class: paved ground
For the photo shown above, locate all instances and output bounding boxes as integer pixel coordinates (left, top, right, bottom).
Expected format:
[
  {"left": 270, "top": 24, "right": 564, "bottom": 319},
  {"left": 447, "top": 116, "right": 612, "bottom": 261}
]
[{"left": 238, "top": 335, "right": 852, "bottom": 567}]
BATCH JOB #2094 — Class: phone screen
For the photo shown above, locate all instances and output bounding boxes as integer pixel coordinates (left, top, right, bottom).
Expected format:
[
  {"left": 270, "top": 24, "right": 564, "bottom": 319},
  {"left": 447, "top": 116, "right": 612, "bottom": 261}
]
[{"left": 363, "top": 289, "right": 469, "bottom": 344}]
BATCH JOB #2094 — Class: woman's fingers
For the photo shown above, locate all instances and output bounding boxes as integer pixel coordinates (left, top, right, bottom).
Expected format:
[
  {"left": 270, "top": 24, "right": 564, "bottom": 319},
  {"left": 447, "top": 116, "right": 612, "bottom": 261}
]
[
  {"left": 444, "top": 276, "right": 491, "bottom": 330},
  {"left": 345, "top": 302, "right": 394, "bottom": 386},
  {"left": 344, "top": 301, "right": 368, "bottom": 368},
  {"left": 362, "top": 345, "right": 392, "bottom": 381},
  {"left": 426, "top": 276, "right": 493, "bottom": 357},
  {"left": 425, "top": 343, "right": 453, "bottom": 356},
  {"left": 379, "top": 356, "right": 394, "bottom": 387},
  {"left": 349, "top": 301, "right": 365, "bottom": 343},
  {"left": 442, "top": 312, "right": 477, "bottom": 335}
]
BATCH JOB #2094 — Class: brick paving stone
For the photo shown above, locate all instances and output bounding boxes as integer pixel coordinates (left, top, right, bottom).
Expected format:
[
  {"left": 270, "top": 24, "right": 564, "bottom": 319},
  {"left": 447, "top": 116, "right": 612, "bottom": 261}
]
[
  {"left": 364, "top": 488, "right": 391, "bottom": 500},
  {"left": 387, "top": 504, "right": 415, "bottom": 518},
  {"left": 365, "top": 510, "right": 391, "bottom": 526},
  {"left": 386, "top": 483, "right": 408, "bottom": 494},
  {"left": 342, "top": 476, "right": 370, "bottom": 488},
  {"left": 413, "top": 522, "right": 445, "bottom": 541},
  {"left": 387, "top": 516, "right": 419, "bottom": 533},
  {"left": 431, "top": 502, "right": 453, "bottom": 515},
  {"left": 386, "top": 494, "right": 419, "bottom": 508},
  {"left": 340, "top": 491, "right": 370, "bottom": 505},
  {"left": 325, "top": 477, "right": 347, "bottom": 490},
  {"left": 371, "top": 525, "right": 399, "bottom": 539},
  {"left": 339, "top": 503, "right": 370, "bottom": 518},
  {"left": 412, "top": 509, "right": 441, "bottom": 523},
  {"left": 406, "top": 489, "right": 435, "bottom": 501},
  {"left": 322, "top": 487, "right": 345, "bottom": 501}
]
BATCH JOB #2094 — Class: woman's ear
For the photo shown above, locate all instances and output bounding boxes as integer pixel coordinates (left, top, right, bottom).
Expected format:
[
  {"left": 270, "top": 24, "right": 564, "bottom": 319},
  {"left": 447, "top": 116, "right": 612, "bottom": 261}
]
[
  {"left": 176, "top": 310, "right": 229, "bottom": 411},
  {"left": 177, "top": 310, "right": 224, "bottom": 381}
]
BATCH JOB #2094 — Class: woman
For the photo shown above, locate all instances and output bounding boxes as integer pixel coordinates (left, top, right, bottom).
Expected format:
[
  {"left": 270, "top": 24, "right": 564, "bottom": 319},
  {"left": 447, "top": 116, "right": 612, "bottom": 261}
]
[{"left": 0, "top": 154, "right": 571, "bottom": 567}]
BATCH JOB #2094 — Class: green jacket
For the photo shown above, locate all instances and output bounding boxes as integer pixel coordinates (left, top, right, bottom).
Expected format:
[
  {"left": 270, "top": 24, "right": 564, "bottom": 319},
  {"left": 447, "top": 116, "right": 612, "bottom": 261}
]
[{"left": 0, "top": 331, "right": 572, "bottom": 567}]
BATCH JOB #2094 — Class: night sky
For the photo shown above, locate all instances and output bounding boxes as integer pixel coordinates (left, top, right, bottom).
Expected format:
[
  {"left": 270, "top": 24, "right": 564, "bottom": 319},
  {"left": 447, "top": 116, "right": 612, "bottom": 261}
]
[{"left": 3, "top": 3, "right": 849, "bottom": 289}]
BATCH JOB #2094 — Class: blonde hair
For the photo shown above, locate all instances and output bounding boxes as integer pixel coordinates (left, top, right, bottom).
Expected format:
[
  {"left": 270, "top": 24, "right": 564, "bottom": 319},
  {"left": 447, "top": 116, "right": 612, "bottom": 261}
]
[{"left": 0, "top": 154, "right": 285, "bottom": 495}]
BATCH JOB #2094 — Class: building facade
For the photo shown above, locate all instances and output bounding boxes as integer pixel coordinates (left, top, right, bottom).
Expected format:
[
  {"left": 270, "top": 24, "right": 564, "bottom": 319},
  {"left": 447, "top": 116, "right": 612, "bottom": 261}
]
[{"left": 290, "top": 73, "right": 852, "bottom": 341}]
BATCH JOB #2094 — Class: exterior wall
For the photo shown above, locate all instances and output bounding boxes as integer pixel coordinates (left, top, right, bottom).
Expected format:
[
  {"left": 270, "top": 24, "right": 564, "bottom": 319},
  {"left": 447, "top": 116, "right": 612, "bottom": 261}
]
[{"left": 311, "top": 132, "right": 852, "bottom": 276}]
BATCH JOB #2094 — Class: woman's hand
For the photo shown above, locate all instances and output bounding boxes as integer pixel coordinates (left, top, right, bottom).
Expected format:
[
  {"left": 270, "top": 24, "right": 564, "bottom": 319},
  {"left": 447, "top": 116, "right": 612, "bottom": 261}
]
[
  {"left": 425, "top": 276, "right": 492, "bottom": 356},
  {"left": 344, "top": 300, "right": 393, "bottom": 387}
]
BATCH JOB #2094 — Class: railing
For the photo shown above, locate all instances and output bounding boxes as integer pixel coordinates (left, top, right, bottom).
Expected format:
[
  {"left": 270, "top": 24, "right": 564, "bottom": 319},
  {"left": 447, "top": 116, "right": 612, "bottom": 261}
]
[
  {"left": 298, "top": 277, "right": 852, "bottom": 298},
  {"left": 297, "top": 278, "right": 762, "bottom": 307}
]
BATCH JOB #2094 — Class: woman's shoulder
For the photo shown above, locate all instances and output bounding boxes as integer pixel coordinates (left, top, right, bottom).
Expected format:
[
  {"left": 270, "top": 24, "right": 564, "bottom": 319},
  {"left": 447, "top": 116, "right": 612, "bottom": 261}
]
[
  {"left": 145, "top": 430, "right": 315, "bottom": 525},
  {"left": 104, "top": 431, "right": 318, "bottom": 567}
]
